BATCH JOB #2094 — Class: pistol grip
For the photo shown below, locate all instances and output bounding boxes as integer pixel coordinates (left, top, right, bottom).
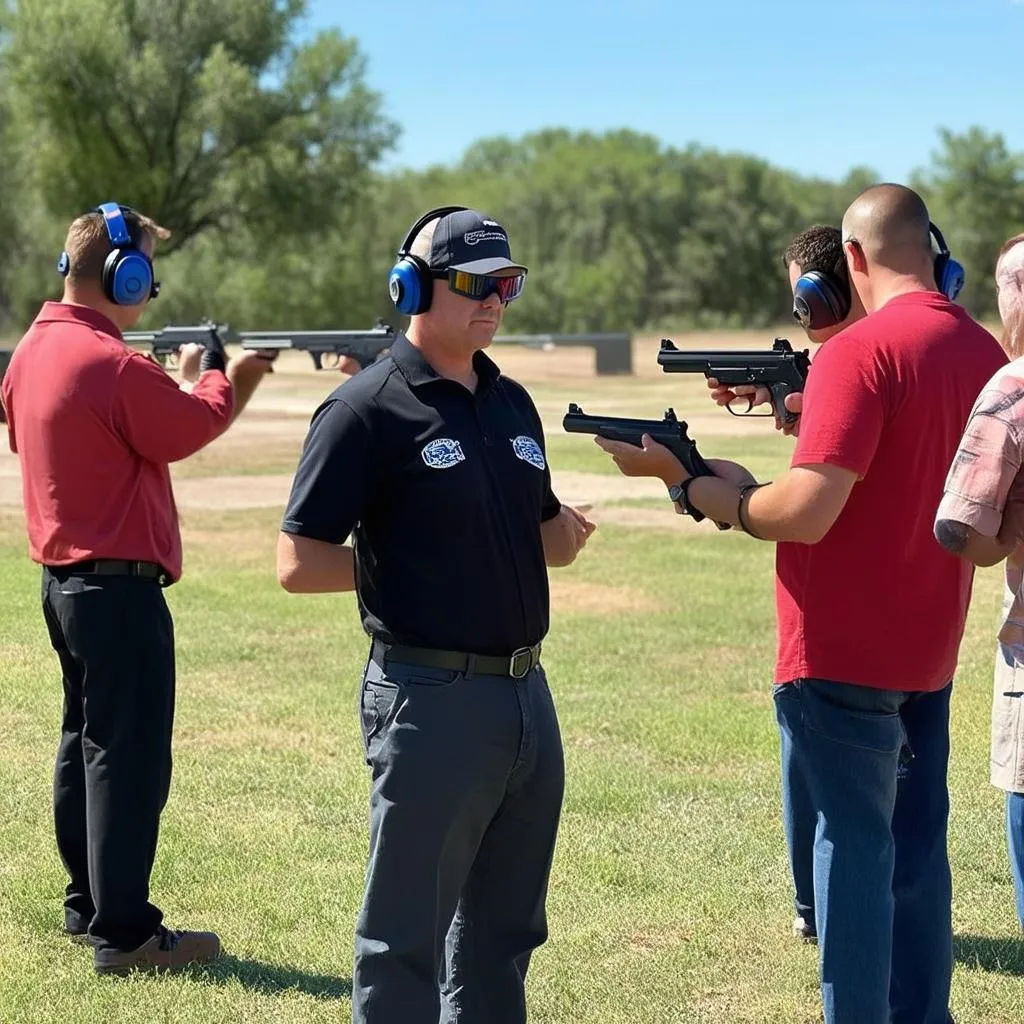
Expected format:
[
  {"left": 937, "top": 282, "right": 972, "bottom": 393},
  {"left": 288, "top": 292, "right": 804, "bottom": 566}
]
[{"left": 770, "top": 381, "right": 799, "bottom": 426}]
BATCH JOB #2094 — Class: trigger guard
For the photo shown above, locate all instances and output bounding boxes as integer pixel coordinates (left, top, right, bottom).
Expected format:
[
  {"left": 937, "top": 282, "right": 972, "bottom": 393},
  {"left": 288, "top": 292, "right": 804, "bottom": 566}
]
[{"left": 725, "top": 396, "right": 755, "bottom": 417}]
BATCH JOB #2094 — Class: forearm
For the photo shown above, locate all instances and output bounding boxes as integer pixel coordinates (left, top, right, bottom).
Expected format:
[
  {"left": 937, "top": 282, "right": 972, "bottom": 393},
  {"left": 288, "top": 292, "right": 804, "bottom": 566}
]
[
  {"left": 277, "top": 532, "right": 357, "bottom": 592},
  {"left": 934, "top": 518, "right": 1017, "bottom": 568},
  {"left": 541, "top": 511, "right": 580, "bottom": 566},
  {"left": 687, "top": 473, "right": 836, "bottom": 544},
  {"left": 226, "top": 360, "right": 264, "bottom": 424}
]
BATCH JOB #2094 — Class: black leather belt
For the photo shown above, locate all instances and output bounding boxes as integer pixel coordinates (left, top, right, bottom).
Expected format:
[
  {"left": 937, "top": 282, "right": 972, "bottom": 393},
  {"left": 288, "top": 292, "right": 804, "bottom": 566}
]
[
  {"left": 52, "top": 559, "right": 171, "bottom": 586},
  {"left": 372, "top": 638, "right": 542, "bottom": 679}
]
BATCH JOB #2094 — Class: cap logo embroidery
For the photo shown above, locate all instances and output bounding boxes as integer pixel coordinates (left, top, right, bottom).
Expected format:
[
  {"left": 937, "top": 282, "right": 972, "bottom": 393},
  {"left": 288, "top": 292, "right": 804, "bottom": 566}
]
[
  {"left": 463, "top": 229, "right": 507, "bottom": 246},
  {"left": 422, "top": 438, "right": 466, "bottom": 469},
  {"left": 511, "top": 435, "right": 545, "bottom": 470}
]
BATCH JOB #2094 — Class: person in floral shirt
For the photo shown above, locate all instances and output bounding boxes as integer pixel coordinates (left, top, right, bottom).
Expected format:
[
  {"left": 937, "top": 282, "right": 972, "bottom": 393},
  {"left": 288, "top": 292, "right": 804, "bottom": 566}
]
[{"left": 934, "top": 231, "right": 1024, "bottom": 932}]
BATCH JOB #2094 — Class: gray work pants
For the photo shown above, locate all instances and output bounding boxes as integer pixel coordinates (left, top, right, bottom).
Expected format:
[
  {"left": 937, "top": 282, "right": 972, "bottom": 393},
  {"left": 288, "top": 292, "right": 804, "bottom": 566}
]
[{"left": 351, "top": 646, "right": 565, "bottom": 1024}]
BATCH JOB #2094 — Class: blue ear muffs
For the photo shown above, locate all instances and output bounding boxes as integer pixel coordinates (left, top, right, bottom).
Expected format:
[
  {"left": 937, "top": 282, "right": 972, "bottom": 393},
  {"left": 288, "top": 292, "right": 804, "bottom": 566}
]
[
  {"left": 57, "top": 201, "right": 158, "bottom": 305},
  {"left": 97, "top": 202, "right": 154, "bottom": 305},
  {"left": 388, "top": 205, "right": 468, "bottom": 315},
  {"left": 929, "top": 222, "right": 965, "bottom": 301},
  {"left": 388, "top": 259, "right": 428, "bottom": 316},
  {"left": 792, "top": 266, "right": 852, "bottom": 331}
]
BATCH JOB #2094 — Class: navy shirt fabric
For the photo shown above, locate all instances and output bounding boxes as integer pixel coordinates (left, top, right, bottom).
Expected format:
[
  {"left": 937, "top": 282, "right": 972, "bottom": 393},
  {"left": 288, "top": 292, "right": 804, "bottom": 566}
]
[{"left": 281, "top": 332, "right": 562, "bottom": 656}]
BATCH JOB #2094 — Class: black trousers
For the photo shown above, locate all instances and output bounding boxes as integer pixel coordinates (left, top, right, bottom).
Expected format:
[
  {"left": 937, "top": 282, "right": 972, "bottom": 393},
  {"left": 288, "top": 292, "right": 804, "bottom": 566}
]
[{"left": 41, "top": 566, "right": 176, "bottom": 952}]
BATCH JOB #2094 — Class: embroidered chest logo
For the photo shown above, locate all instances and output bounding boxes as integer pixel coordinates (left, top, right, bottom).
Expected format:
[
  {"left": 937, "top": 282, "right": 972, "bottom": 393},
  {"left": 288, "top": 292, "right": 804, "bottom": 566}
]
[
  {"left": 421, "top": 438, "right": 466, "bottom": 469},
  {"left": 511, "top": 435, "right": 545, "bottom": 470}
]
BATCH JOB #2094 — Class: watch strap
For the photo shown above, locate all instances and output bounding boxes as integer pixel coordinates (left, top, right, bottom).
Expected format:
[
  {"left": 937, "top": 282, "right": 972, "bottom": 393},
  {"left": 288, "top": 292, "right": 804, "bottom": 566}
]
[{"left": 671, "top": 477, "right": 706, "bottom": 522}]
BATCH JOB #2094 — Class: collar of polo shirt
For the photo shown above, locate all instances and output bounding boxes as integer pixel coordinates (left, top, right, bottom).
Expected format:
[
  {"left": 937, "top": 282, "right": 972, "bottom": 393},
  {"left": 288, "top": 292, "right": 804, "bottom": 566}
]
[{"left": 390, "top": 332, "right": 502, "bottom": 390}]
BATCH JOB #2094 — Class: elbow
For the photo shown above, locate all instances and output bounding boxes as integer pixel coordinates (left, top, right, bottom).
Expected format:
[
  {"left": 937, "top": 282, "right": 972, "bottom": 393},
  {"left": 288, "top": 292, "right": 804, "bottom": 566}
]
[
  {"left": 781, "top": 514, "right": 834, "bottom": 546},
  {"left": 276, "top": 550, "right": 303, "bottom": 592},
  {"left": 277, "top": 561, "right": 309, "bottom": 593},
  {"left": 933, "top": 519, "right": 984, "bottom": 564},
  {"left": 799, "top": 524, "right": 831, "bottom": 546},
  {"left": 963, "top": 549, "right": 1003, "bottom": 569}
]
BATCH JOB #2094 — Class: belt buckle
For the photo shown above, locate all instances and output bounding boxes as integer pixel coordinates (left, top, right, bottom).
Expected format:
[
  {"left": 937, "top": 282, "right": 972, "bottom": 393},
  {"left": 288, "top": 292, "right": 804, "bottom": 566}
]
[{"left": 508, "top": 646, "right": 534, "bottom": 679}]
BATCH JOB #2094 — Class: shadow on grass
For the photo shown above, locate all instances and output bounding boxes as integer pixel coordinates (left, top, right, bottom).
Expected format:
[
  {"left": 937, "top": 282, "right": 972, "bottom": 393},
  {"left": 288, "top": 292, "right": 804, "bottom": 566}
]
[
  {"left": 190, "top": 953, "right": 351, "bottom": 999},
  {"left": 954, "top": 933, "right": 1024, "bottom": 977}
]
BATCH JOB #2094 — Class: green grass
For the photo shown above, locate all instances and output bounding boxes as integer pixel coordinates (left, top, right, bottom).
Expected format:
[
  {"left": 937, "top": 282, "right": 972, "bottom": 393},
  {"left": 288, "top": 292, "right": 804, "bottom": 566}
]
[{"left": 1, "top": 371, "right": 1024, "bottom": 1022}]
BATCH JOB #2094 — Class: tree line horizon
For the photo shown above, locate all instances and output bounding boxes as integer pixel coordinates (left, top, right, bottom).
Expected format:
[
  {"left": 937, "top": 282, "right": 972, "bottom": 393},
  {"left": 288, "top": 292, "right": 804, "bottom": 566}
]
[{"left": 0, "top": 1, "right": 1021, "bottom": 340}]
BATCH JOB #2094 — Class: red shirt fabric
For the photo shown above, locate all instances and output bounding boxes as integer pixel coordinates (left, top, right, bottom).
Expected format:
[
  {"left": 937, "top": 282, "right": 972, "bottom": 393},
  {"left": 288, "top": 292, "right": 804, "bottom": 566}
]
[
  {"left": 774, "top": 291, "right": 1007, "bottom": 691},
  {"left": 1, "top": 302, "right": 234, "bottom": 581}
]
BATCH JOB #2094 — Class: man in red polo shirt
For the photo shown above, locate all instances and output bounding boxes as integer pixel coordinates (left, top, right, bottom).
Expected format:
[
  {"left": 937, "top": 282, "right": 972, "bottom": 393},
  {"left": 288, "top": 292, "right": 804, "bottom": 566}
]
[
  {"left": 595, "top": 184, "right": 1005, "bottom": 1024},
  {"left": 1, "top": 202, "right": 272, "bottom": 976}
]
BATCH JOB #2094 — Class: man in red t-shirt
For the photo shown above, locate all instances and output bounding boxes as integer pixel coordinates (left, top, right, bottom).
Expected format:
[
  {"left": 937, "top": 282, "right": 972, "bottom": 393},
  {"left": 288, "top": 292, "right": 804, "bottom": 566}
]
[
  {"left": 596, "top": 184, "right": 1005, "bottom": 1024},
  {"left": 1, "top": 203, "right": 272, "bottom": 976}
]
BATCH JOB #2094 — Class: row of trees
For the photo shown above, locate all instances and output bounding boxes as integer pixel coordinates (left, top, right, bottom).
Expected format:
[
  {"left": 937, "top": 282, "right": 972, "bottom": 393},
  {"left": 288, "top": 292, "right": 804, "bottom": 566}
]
[{"left": 1, "top": 0, "right": 1023, "bottom": 337}]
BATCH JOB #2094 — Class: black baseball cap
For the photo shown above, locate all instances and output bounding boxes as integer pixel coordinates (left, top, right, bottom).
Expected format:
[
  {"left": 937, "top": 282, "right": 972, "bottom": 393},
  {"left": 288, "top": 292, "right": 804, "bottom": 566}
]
[{"left": 419, "top": 209, "right": 528, "bottom": 276}]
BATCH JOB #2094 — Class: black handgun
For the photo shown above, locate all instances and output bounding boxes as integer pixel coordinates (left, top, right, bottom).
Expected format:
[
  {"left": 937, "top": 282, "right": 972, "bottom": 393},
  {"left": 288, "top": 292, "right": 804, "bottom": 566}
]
[
  {"left": 123, "top": 320, "right": 227, "bottom": 370},
  {"left": 657, "top": 337, "right": 810, "bottom": 427},
  {"left": 238, "top": 320, "right": 395, "bottom": 370},
  {"left": 562, "top": 403, "right": 730, "bottom": 530}
]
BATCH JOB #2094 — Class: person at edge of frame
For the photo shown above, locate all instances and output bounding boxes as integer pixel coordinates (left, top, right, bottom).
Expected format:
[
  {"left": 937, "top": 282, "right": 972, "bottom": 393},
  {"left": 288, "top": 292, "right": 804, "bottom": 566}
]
[
  {"left": 275, "top": 205, "right": 596, "bottom": 1024},
  {"left": 0, "top": 202, "right": 274, "bottom": 976},
  {"left": 591, "top": 183, "right": 1006, "bottom": 1024},
  {"left": 934, "top": 230, "right": 1024, "bottom": 936},
  {"left": 705, "top": 223, "right": 866, "bottom": 942}
]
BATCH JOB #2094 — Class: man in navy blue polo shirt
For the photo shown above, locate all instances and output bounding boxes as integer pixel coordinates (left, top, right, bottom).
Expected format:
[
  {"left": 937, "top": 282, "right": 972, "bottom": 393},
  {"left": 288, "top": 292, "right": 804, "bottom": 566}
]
[{"left": 277, "top": 206, "right": 595, "bottom": 1023}]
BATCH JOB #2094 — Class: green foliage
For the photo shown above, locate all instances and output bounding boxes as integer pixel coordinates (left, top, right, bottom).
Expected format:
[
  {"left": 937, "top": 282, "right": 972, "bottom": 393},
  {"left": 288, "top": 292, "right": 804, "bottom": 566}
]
[
  {"left": 912, "top": 127, "right": 1024, "bottom": 316},
  {"left": 0, "top": 4, "right": 1020, "bottom": 336},
  {"left": 0, "top": 0, "right": 397, "bottom": 326}
]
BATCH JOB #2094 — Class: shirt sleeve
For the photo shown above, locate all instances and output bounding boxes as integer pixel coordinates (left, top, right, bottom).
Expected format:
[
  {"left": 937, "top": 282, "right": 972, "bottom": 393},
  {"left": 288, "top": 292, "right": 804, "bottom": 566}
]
[
  {"left": 524, "top": 391, "right": 561, "bottom": 521},
  {"left": 281, "top": 398, "right": 371, "bottom": 544},
  {"left": 792, "top": 337, "right": 886, "bottom": 478},
  {"left": 1, "top": 379, "right": 14, "bottom": 453},
  {"left": 113, "top": 351, "right": 234, "bottom": 463},
  {"left": 935, "top": 394, "right": 1023, "bottom": 536}
]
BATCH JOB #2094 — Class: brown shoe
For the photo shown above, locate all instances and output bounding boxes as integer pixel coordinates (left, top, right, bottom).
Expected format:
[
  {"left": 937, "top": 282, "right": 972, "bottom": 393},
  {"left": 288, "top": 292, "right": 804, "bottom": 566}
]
[{"left": 94, "top": 925, "right": 221, "bottom": 976}]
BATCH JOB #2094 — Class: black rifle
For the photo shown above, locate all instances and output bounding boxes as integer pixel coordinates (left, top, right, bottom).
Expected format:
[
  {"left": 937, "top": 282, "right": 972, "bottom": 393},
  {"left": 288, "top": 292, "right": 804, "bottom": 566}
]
[
  {"left": 656, "top": 337, "right": 810, "bottom": 427},
  {"left": 238, "top": 320, "right": 395, "bottom": 370},
  {"left": 123, "top": 320, "right": 227, "bottom": 369},
  {"left": 562, "top": 403, "right": 730, "bottom": 530}
]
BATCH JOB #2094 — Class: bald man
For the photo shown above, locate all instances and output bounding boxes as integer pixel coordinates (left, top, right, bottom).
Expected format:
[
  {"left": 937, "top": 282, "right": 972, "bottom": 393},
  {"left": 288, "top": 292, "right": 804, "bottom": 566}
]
[
  {"left": 935, "top": 233, "right": 1024, "bottom": 938},
  {"left": 594, "top": 184, "right": 1005, "bottom": 1024}
]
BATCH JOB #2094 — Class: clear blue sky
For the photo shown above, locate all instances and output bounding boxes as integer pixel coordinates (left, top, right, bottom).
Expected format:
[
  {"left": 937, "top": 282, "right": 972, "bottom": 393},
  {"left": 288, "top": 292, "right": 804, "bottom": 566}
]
[{"left": 302, "top": 0, "right": 1024, "bottom": 182}]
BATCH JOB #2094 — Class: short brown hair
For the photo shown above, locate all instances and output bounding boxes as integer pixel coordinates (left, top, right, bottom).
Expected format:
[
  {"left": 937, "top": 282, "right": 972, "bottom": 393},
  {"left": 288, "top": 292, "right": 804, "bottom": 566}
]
[
  {"left": 62, "top": 207, "right": 170, "bottom": 283},
  {"left": 781, "top": 224, "right": 845, "bottom": 277}
]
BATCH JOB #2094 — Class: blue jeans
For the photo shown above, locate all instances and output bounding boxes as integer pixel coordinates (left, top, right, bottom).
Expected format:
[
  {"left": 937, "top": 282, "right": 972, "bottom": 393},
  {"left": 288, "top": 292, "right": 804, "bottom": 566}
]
[
  {"left": 779, "top": 722, "right": 817, "bottom": 926},
  {"left": 1009, "top": 792, "right": 1024, "bottom": 930},
  {"left": 774, "top": 679, "right": 954, "bottom": 1024}
]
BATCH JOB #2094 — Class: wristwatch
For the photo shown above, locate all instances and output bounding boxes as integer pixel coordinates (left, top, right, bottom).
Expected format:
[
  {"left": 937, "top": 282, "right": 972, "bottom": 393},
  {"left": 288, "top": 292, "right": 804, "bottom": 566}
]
[{"left": 668, "top": 478, "right": 705, "bottom": 522}]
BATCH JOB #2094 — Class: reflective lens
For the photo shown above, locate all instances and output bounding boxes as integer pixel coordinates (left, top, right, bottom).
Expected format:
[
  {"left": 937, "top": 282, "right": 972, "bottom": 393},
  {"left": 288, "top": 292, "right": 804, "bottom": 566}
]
[{"left": 448, "top": 269, "right": 526, "bottom": 303}]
